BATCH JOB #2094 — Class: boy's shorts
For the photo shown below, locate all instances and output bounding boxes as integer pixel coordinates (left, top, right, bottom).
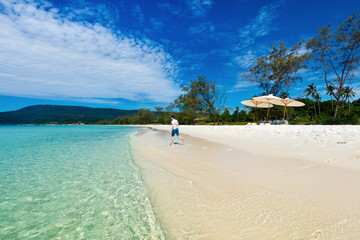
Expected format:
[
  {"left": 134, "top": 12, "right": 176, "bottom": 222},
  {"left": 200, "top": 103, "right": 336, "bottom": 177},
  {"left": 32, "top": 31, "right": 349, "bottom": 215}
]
[{"left": 171, "top": 128, "right": 179, "bottom": 136}]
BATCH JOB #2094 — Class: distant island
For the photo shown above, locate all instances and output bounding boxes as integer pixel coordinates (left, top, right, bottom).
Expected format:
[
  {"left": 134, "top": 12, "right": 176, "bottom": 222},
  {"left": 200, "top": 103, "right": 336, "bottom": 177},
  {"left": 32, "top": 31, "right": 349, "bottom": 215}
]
[{"left": 0, "top": 105, "right": 138, "bottom": 125}]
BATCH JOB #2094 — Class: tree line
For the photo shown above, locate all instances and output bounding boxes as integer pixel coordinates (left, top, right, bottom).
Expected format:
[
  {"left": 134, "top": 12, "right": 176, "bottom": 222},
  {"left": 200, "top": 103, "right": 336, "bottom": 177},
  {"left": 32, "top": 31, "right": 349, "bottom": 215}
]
[
  {"left": 98, "top": 95, "right": 360, "bottom": 125},
  {"left": 99, "top": 13, "right": 360, "bottom": 125}
]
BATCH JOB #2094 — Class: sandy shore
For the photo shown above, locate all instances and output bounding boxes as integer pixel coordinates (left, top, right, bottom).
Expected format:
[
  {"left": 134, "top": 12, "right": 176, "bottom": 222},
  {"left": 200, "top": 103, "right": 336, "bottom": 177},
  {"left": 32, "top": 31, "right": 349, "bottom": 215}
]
[{"left": 131, "top": 125, "right": 360, "bottom": 239}]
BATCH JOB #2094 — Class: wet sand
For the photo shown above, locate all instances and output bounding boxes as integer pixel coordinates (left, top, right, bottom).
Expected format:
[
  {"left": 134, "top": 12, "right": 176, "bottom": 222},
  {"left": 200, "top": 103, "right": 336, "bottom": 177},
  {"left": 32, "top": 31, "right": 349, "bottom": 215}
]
[{"left": 131, "top": 126, "right": 360, "bottom": 239}]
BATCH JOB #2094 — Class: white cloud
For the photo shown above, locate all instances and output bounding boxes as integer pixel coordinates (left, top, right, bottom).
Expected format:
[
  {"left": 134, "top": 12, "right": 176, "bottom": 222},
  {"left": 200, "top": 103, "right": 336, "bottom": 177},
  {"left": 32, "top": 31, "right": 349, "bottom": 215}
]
[
  {"left": 233, "top": 50, "right": 257, "bottom": 68},
  {"left": 132, "top": 4, "right": 144, "bottom": 23},
  {"left": 187, "top": 21, "right": 215, "bottom": 35},
  {"left": 296, "top": 44, "right": 311, "bottom": 56},
  {"left": 186, "top": 0, "right": 214, "bottom": 17},
  {"left": 158, "top": 2, "right": 183, "bottom": 16},
  {"left": 159, "top": 0, "right": 214, "bottom": 18},
  {"left": 0, "top": 0, "right": 180, "bottom": 103},
  {"left": 150, "top": 18, "right": 164, "bottom": 31},
  {"left": 232, "top": 80, "right": 258, "bottom": 90},
  {"left": 238, "top": 0, "right": 284, "bottom": 48},
  {"left": 71, "top": 98, "right": 122, "bottom": 105},
  {"left": 229, "top": 72, "right": 259, "bottom": 93}
]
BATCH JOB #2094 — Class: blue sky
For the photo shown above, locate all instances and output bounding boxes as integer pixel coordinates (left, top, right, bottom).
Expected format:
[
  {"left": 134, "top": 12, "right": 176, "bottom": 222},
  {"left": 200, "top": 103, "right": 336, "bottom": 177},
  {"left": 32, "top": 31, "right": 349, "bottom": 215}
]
[{"left": 0, "top": 0, "right": 359, "bottom": 112}]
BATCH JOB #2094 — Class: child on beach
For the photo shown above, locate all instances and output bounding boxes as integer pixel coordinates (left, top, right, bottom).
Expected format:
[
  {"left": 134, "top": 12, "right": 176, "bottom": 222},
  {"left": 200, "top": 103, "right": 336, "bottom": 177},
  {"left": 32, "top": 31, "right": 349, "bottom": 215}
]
[{"left": 170, "top": 116, "right": 185, "bottom": 145}]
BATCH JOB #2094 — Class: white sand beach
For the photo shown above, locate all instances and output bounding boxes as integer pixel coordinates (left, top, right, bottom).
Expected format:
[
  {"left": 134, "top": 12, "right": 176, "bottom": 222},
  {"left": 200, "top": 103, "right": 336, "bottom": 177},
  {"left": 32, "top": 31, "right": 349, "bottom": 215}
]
[{"left": 131, "top": 125, "right": 360, "bottom": 239}]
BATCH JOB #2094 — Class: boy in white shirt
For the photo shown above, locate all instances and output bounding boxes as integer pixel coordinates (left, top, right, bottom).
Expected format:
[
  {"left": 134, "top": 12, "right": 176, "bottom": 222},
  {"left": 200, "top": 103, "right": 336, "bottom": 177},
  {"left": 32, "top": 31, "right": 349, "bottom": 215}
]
[{"left": 170, "top": 116, "right": 185, "bottom": 145}]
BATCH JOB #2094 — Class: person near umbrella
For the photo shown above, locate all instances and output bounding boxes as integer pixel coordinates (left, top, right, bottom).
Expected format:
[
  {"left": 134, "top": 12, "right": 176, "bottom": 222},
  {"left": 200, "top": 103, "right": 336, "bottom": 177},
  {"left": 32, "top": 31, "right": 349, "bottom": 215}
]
[{"left": 170, "top": 116, "right": 185, "bottom": 145}]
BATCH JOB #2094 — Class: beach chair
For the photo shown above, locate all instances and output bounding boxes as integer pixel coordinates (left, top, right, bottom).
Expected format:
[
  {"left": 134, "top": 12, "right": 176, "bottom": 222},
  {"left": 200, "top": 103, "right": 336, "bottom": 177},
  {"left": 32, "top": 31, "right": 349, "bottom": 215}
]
[{"left": 271, "top": 120, "right": 279, "bottom": 125}]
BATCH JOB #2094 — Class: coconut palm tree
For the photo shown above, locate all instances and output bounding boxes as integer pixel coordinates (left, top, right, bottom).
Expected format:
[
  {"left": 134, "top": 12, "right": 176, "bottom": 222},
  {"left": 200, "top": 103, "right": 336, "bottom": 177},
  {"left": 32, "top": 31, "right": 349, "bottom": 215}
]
[
  {"left": 343, "top": 86, "right": 356, "bottom": 112},
  {"left": 304, "top": 83, "right": 318, "bottom": 117},
  {"left": 326, "top": 85, "right": 335, "bottom": 110},
  {"left": 315, "top": 92, "right": 321, "bottom": 114}
]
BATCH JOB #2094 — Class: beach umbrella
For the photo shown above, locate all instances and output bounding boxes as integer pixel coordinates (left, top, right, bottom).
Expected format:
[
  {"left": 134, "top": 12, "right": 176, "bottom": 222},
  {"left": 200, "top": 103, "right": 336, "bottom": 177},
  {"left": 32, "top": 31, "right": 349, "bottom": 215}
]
[
  {"left": 241, "top": 100, "right": 273, "bottom": 122},
  {"left": 252, "top": 94, "right": 281, "bottom": 121},
  {"left": 269, "top": 98, "right": 305, "bottom": 120}
]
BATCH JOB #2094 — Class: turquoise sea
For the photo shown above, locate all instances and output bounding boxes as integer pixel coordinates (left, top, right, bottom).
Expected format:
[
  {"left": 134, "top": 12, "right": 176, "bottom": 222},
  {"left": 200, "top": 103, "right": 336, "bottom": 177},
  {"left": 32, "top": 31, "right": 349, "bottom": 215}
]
[{"left": 0, "top": 126, "right": 165, "bottom": 239}]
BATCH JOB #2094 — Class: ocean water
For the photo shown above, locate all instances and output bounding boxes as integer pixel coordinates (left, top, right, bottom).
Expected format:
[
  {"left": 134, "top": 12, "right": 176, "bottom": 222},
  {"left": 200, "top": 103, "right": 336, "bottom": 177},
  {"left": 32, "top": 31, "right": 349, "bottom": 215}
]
[{"left": 0, "top": 125, "right": 165, "bottom": 239}]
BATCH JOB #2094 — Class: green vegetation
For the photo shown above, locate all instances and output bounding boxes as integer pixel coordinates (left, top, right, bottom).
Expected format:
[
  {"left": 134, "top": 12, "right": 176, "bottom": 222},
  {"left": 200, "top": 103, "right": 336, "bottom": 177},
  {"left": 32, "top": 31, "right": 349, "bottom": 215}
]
[
  {"left": 0, "top": 105, "right": 137, "bottom": 124},
  {"left": 306, "top": 13, "right": 360, "bottom": 118},
  {"left": 167, "top": 76, "right": 226, "bottom": 125},
  {"left": 244, "top": 41, "right": 310, "bottom": 96}
]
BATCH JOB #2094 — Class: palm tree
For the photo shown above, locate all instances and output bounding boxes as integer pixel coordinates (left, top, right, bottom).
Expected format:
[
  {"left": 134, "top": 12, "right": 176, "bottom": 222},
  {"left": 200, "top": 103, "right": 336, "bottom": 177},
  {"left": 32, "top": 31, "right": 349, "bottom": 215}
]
[
  {"left": 326, "top": 85, "right": 335, "bottom": 110},
  {"left": 235, "top": 106, "right": 240, "bottom": 122},
  {"left": 343, "top": 86, "right": 356, "bottom": 112},
  {"left": 315, "top": 92, "right": 321, "bottom": 114},
  {"left": 304, "top": 83, "right": 318, "bottom": 117}
]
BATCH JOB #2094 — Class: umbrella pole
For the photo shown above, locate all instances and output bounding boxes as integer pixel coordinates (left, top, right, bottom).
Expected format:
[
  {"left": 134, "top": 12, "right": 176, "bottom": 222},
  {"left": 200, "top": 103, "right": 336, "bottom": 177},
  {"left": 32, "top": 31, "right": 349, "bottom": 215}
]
[
  {"left": 283, "top": 105, "right": 287, "bottom": 120},
  {"left": 253, "top": 107, "right": 257, "bottom": 122},
  {"left": 266, "top": 104, "right": 270, "bottom": 121}
]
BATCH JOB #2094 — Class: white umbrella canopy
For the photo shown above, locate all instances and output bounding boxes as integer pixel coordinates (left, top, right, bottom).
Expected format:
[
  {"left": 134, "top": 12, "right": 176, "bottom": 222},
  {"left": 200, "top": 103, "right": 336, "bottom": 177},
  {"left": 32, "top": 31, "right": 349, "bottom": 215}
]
[
  {"left": 270, "top": 98, "right": 305, "bottom": 107},
  {"left": 241, "top": 100, "right": 273, "bottom": 121},
  {"left": 241, "top": 100, "right": 273, "bottom": 108},
  {"left": 269, "top": 98, "right": 305, "bottom": 120},
  {"left": 252, "top": 94, "right": 281, "bottom": 120},
  {"left": 252, "top": 94, "right": 281, "bottom": 102}
]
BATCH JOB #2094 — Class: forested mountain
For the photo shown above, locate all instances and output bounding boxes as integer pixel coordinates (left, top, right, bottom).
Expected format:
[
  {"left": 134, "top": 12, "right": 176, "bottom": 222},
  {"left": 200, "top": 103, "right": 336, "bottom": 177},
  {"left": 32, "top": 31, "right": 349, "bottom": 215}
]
[{"left": 0, "top": 105, "right": 138, "bottom": 124}]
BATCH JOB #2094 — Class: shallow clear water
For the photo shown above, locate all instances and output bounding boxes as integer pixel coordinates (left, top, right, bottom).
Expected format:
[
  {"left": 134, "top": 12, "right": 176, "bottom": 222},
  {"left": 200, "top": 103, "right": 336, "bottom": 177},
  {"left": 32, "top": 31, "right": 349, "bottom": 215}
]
[{"left": 0, "top": 125, "right": 165, "bottom": 239}]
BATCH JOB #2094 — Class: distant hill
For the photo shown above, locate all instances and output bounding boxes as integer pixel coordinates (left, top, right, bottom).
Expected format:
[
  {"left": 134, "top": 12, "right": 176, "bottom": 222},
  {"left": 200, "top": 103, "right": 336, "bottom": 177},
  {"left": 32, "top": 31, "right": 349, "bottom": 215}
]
[{"left": 0, "top": 105, "right": 138, "bottom": 124}]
